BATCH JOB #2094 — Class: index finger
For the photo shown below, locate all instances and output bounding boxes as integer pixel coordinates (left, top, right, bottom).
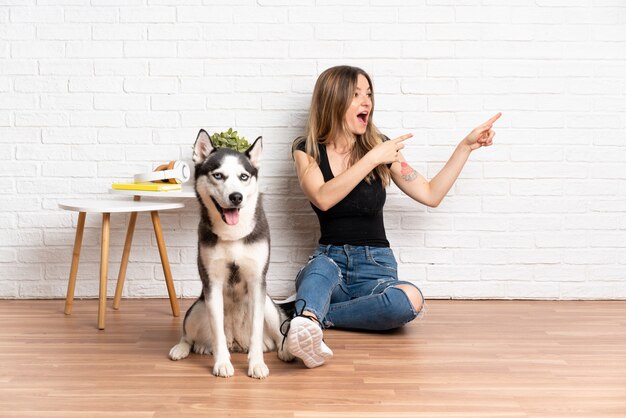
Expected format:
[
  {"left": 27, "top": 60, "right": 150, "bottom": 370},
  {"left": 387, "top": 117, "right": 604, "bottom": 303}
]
[
  {"left": 482, "top": 112, "right": 502, "bottom": 127},
  {"left": 392, "top": 133, "right": 413, "bottom": 143}
]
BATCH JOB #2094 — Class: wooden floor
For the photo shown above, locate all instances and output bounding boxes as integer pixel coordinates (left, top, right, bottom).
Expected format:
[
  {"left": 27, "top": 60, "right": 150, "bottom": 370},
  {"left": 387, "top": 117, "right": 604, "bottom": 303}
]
[{"left": 0, "top": 299, "right": 625, "bottom": 417}]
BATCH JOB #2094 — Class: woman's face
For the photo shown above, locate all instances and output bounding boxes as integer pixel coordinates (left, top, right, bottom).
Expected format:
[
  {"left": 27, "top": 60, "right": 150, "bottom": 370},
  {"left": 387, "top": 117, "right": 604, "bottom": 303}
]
[{"left": 344, "top": 74, "right": 372, "bottom": 137}]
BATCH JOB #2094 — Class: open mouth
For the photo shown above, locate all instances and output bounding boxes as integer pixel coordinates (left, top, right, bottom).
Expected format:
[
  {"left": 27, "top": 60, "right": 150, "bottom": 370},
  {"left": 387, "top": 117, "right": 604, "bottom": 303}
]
[
  {"left": 210, "top": 197, "right": 240, "bottom": 225},
  {"left": 357, "top": 111, "right": 369, "bottom": 125}
]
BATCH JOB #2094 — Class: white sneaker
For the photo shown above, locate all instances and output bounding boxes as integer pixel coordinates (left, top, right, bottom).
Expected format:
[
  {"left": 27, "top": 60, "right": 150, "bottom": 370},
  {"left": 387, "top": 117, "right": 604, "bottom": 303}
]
[{"left": 287, "top": 316, "right": 333, "bottom": 368}]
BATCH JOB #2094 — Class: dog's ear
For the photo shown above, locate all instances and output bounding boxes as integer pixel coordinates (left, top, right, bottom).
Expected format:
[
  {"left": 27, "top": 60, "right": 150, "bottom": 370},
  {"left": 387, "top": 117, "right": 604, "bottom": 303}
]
[
  {"left": 193, "top": 129, "right": 215, "bottom": 164},
  {"left": 245, "top": 136, "right": 262, "bottom": 169}
]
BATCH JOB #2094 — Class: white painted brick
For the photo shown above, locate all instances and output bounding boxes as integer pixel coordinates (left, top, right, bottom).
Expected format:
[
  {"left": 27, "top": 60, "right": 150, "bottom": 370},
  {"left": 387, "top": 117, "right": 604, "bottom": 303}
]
[
  {"left": 427, "top": 24, "right": 480, "bottom": 41},
  {"left": 150, "top": 60, "right": 203, "bottom": 76},
  {"left": 40, "top": 94, "right": 91, "bottom": 110},
  {"left": 454, "top": 216, "right": 508, "bottom": 231},
  {"left": 452, "top": 281, "right": 507, "bottom": 299},
  {"left": 401, "top": 78, "right": 454, "bottom": 95},
  {"left": 563, "top": 214, "right": 621, "bottom": 231},
  {"left": 479, "top": 233, "right": 534, "bottom": 249},
  {"left": 42, "top": 161, "right": 97, "bottom": 177},
  {"left": 149, "top": 25, "right": 201, "bottom": 41},
  {"left": 0, "top": 211, "right": 17, "bottom": 229},
  {"left": 123, "top": 78, "right": 178, "bottom": 94},
  {"left": 398, "top": 7, "right": 453, "bottom": 23},
  {"left": 564, "top": 180, "right": 618, "bottom": 196},
  {"left": 67, "top": 41, "right": 123, "bottom": 58},
  {"left": 95, "top": 60, "right": 148, "bottom": 76},
  {"left": 588, "top": 266, "right": 626, "bottom": 281},
  {"left": 16, "top": 144, "right": 70, "bottom": 161},
  {"left": 42, "top": 128, "right": 96, "bottom": 144},
  {"left": 235, "top": 111, "right": 288, "bottom": 128},
  {"left": 510, "top": 179, "right": 562, "bottom": 196},
  {"left": 11, "top": 41, "right": 64, "bottom": 58},
  {"left": 371, "top": 24, "right": 425, "bottom": 41},
  {"left": 259, "top": 24, "right": 314, "bottom": 41},
  {"left": 0, "top": 197, "right": 40, "bottom": 213},
  {"left": 0, "top": 59, "right": 38, "bottom": 75},
  {"left": 151, "top": 95, "right": 205, "bottom": 111},
  {"left": 505, "top": 282, "right": 561, "bottom": 299},
  {"left": 288, "top": 7, "right": 342, "bottom": 23},
  {"left": 15, "top": 112, "right": 69, "bottom": 127},
  {"left": 125, "top": 111, "right": 180, "bottom": 128},
  {"left": 288, "top": 41, "right": 343, "bottom": 58},
  {"left": 453, "top": 249, "right": 509, "bottom": 265},
  {"left": 70, "top": 111, "right": 122, "bottom": 128},
  {"left": 64, "top": 7, "right": 118, "bottom": 23},
  {"left": 37, "top": 24, "right": 91, "bottom": 40},
  {"left": 98, "top": 128, "right": 152, "bottom": 144},
  {"left": 315, "top": 24, "right": 368, "bottom": 41},
  {"left": 0, "top": 230, "right": 43, "bottom": 246},
  {"left": 433, "top": 196, "right": 481, "bottom": 213},
  {"left": 424, "top": 232, "right": 478, "bottom": 249},
  {"left": 119, "top": 7, "right": 175, "bottom": 23},
  {"left": 0, "top": 23, "right": 35, "bottom": 40},
  {"left": 1, "top": 2, "right": 625, "bottom": 300},
  {"left": 481, "top": 265, "right": 535, "bottom": 282},
  {"left": 69, "top": 77, "right": 123, "bottom": 93},
  {"left": 0, "top": 145, "right": 13, "bottom": 160},
  {"left": 535, "top": 265, "right": 586, "bottom": 282},
  {"left": 92, "top": 24, "right": 146, "bottom": 41},
  {"left": 181, "top": 111, "right": 235, "bottom": 128},
  {"left": 94, "top": 94, "right": 149, "bottom": 111},
  {"left": 177, "top": 6, "right": 232, "bottom": 23},
  {"left": 508, "top": 216, "right": 562, "bottom": 232},
  {"left": 14, "top": 77, "right": 66, "bottom": 93},
  {"left": 0, "top": 248, "right": 16, "bottom": 263},
  {"left": 10, "top": 6, "right": 63, "bottom": 23},
  {"left": 124, "top": 145, "right": 181, "bottom": 161},
  {"left": 124, "top": 41, "right": 177, "bottom": 58},
  {"left": 234, "top": 7, "right": 287, "bottom": 24},
  {"left": 560, "top": 283, "right": 626, "bottom": 300},
  {"left": 427, "top": 265, "right": 481, "bottom": 282},
  {"left": 71, "top": 145, "right": 124, "bottom": 161}
]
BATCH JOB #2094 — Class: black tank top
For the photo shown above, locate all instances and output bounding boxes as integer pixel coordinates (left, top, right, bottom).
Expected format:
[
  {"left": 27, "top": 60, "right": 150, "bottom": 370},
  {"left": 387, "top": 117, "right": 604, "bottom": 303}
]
[{"left": 295, "top": 139, "right": 389, "bottom": 247}]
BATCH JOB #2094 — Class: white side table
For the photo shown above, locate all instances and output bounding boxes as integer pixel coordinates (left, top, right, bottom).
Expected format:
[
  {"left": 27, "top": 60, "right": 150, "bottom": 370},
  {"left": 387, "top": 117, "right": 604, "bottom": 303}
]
[{"left": 59, "top": 199, "right": 185, "bottom": 330}]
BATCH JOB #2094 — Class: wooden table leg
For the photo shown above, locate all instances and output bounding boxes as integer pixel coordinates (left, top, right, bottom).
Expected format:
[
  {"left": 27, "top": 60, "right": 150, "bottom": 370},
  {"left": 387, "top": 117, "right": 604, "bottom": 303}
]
[
  {"left": 65, "top": 212, "right": 86, "bottom": 315},
  {"left": 113, "top": 196, "right": 141, "bottom": 310},
  {"left": 151, "top": 210, "right": 180, "bottom": 317},
  {"left": 98, "top": 213, "right": 111, "bottom": 330}
]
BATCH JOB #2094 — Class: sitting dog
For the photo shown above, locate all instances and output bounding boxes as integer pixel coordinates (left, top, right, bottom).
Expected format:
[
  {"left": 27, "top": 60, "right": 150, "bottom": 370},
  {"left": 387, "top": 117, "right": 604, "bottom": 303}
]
[{"left": 168, "top": 129, "right": 293, "bottom": 379}]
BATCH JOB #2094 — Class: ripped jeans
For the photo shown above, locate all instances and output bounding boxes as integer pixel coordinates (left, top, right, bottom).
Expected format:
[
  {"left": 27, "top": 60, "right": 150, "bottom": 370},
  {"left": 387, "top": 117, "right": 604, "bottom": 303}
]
[{"left": 295, "top": 244, "right": 423, "bottom": 331}]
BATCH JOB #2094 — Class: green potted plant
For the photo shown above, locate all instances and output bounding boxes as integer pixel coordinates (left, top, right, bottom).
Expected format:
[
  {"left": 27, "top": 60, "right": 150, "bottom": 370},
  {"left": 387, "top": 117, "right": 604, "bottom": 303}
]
[{"left": 210, "top": 128, "right": 250, "bottom": 152}]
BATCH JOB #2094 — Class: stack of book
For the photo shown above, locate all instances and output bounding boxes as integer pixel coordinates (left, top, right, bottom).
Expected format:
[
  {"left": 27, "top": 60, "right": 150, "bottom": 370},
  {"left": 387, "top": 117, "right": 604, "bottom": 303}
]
[{"left": 111, "top": 182, "right": 182, "bottom": 192}]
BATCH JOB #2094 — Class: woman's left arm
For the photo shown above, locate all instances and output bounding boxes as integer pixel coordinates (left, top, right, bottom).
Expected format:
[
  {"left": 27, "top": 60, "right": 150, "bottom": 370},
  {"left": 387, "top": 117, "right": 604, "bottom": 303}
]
[{"left": 391, "top": 112, "right": 502, "bottom": 208}]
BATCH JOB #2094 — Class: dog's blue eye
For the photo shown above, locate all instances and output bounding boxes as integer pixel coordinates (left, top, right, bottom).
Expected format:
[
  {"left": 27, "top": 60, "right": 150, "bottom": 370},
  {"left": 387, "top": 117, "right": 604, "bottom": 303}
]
[
  {"left": 240, "top": 174, "right": 249, "bottom": 181},
  {"left": 212, "top": 173, "right": 224, "bottom": 180}
]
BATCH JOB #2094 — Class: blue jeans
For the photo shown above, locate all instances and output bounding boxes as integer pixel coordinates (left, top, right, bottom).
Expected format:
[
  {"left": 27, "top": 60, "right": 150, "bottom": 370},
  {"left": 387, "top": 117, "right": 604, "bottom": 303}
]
[{"left": 294, "top": 244, "right": 423, "bottom": 331}]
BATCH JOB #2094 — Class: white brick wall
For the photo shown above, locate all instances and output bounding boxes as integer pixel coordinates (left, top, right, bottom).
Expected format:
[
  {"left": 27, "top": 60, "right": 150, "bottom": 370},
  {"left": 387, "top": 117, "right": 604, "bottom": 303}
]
[{"left": 1, "top": 1, "right": 625, "bottom": 300}]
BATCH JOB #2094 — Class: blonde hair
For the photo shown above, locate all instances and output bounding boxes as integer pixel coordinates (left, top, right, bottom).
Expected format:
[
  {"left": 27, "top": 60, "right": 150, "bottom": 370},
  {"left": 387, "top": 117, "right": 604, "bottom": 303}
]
[{"left": 293, "top": 65, "right": 391, "bottom": 186}]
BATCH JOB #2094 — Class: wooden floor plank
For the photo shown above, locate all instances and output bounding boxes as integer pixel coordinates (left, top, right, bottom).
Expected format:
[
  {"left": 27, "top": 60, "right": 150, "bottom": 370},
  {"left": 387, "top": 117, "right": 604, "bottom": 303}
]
[{"left": 0, "top": 299, "right": 625, "bottom": 417}]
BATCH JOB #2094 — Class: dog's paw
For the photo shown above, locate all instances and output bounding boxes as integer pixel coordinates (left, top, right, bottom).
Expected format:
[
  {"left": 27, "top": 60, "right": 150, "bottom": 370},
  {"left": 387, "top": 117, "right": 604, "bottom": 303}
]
[
  {"left": 193, "top": 343, "right": 211, "bottom": 356},
  {"left": 248, "top": 361, "right": 270, "bottom": 379},
  {"left": 278, "top": 346, "right": 295, "bottom": 362},
  {"left": 213, "top": 360, "right": 235, "bottom": 378},
  {"left": 169, "top": 341, "right": 191, "bottom": 361}
]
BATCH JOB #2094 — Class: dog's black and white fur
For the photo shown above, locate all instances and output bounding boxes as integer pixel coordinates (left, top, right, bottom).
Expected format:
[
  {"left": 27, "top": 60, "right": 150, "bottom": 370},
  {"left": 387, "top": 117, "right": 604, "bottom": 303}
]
[{"left": 168, "top": 130, "right": 293, "bottom": 379}]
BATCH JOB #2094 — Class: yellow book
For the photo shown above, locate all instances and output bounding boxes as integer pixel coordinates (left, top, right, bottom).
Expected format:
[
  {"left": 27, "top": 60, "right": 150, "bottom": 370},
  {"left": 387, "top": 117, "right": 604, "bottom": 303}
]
[{"left": 112, "top": 182, "right": 182, "bottom": 192}]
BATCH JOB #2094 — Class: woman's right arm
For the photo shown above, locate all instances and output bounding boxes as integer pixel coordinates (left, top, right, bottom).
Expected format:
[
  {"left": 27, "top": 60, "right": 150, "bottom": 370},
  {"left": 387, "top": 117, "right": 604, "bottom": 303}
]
[{"left": 293, "top": 134, "right": 412, "bottom": 211}]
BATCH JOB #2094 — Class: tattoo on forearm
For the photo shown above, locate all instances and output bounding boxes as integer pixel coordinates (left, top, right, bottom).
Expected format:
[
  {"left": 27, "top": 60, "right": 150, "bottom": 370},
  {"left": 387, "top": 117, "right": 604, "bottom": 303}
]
[{"left": 400, "top": 162, "right": 418, "bottom": 182}]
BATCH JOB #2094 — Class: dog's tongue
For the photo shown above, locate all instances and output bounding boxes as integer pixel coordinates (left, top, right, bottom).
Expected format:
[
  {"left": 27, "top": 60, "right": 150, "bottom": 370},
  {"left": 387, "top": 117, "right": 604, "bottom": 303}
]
[{"left": 223, "top": 209, "right": 240, "bottom": 225}]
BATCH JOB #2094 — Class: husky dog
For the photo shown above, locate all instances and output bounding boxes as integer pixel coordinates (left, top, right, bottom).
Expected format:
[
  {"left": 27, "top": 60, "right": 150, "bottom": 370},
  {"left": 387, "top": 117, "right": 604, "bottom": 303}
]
[{"left": 168, "top": 129, "right": 293, "bottom": 379}]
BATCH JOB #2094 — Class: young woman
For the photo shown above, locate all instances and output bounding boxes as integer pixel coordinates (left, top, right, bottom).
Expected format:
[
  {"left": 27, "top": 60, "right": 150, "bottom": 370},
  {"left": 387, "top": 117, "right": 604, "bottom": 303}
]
[{"left": 285, "top": 65, "right": 501, "bottom": 368}]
